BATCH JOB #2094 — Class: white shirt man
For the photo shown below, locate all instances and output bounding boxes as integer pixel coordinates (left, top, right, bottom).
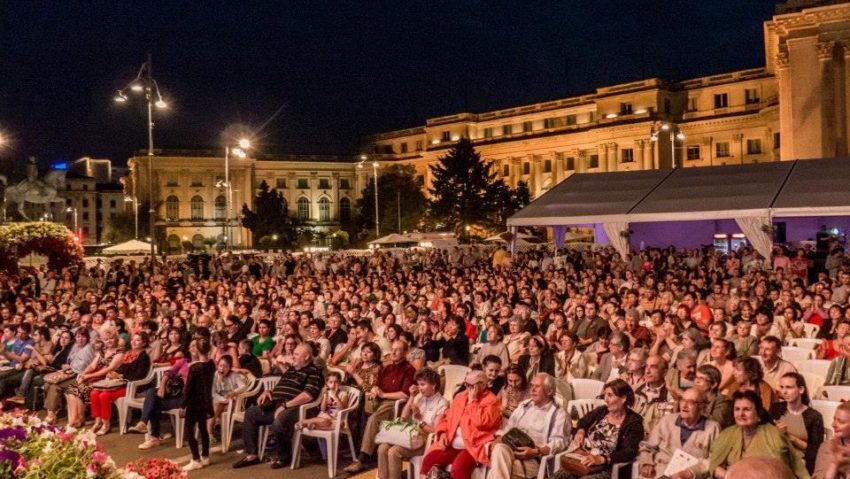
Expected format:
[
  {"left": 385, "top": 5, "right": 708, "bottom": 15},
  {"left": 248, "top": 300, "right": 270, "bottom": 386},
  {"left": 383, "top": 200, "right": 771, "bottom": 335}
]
[{"left": 488, "top": 373, "right": 568, "bottom": 479}]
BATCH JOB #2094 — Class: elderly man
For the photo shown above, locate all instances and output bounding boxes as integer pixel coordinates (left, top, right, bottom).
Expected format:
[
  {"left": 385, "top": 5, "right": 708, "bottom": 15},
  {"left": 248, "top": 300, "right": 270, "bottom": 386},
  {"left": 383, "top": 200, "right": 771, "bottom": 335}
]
[
  {"left": 345, "top": 339, "right": 416, "bottom": 473},
  {"left": 637, "top": 387, "right": 720, "bottom": 479},
  {"left": 488, "top": 373, "right": 568, "bottom": 479},
  {"left": 634, "top": 354, "right": 674, "bottom": 434},
  {"left": 233, "top": 343, "right": 324, "bottom": 469},
  {"left": 693, "top": 364, "right": 733, "bottom": 429},
  {"left": 758, "top": 336, "right": 797, "bottom": 392}
]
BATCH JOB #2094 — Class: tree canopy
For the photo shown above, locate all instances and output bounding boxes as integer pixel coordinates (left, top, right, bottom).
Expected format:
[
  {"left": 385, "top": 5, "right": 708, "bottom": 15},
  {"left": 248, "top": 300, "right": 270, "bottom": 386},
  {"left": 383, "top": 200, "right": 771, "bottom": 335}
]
[
  {"left": 356, "top": 163, "right": 428, "bottom": 237},
  {"left": 241, "top": 180, "right": 300, "bottom": 248}
]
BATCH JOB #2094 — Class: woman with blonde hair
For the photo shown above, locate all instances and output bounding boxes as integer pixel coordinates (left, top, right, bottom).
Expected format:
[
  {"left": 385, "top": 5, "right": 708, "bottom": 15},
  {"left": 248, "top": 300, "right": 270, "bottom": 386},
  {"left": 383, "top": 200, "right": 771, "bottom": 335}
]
[{"left": 64, "top": 327, "right": 124, "bottom": 429}]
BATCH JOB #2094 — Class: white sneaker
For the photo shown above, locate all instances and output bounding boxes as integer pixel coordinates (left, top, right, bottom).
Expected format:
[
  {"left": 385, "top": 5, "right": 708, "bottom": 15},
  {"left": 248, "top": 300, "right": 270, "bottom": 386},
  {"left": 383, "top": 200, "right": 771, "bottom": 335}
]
[
  {"left": 182, "top": 460, "right": 204, "bottom": 472},
  {"left": 201, "top": 456, "right": 210, "bottom": 466},
  {"left": 138, "top": 438, "right": 161, "bottom": 450}
]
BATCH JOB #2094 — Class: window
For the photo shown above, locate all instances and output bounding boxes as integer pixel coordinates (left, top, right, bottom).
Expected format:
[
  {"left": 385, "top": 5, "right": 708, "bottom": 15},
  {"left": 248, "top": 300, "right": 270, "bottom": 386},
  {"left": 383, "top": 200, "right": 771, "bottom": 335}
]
[
  {"left": 522, "top": 121, "right": 532, "bottom": 132},
  {"left": 773, "top": 132, "right": 780, "bottom": 150},
  {"left": 686, "top": 145, "right": 701, "bottom": 161},
  {"left": 442, "top": 131, "right": 451, "bottom": 141},
  {"left": 400, "top": 142, "right": 408, "bottom": 153},
  {"left": 544, "top": 118, "right": 556, "bottom": 129},
  {"left": 297, "top": 178, "right": 309, "bottom": 189},
  {"left": 82, "top": 184, "right": 88, "bottom": 191},
  {"left": 340, "top": 178, "right": 351, "bottom": 189},
  {"left": 565, "top": 114, "right": 577, "bottom": 126},
  {"left": 620, "top": 103, "right": 633, "bottom": 115},
  {"left": 82, "top": 212, "right": 89, "bottom": 221},
  {"left": 191, "top": 196, "right": 204, "bottom": 221},
  {"left": 415, "top": 140, "right": 423, "bottom": 151},
  {"left": 483, "top": 127, "right": 493, "bottom": 139},
  {"left": 318, "top": 178, "right": 330, "bottom": 190},
  {"left": 276, "top": 178, "right": 287, "bottom": 189},
  {"left": 566, "top": 157, "right": 576, "bottom": 171},
  {"left": 297, "top": 197, "right": 310, "bottom": 221},
  {"left": 588, "top": 154, "right": 599, "bottom": 169},
  {"left": 192, "top": 234, "right": 204, "bottom": 249},
  {"left": 503, "top": 164, "right": 510, "bottom": 177},
  {"left": 191, "top": 177, "right": 203, "bottom": 187},
  {"left": 716, "top": 142, "right": 731, "bottom": 157},
  {"left": 166, "top": 196, "right": 179, "bottom": 220},
  {"left": 503, "top": 124, "right": 513, "bottom": 135},
  {"left": 522, "top": 162, "right": 530, "bottom": 175},
  {"left": 381, "top": 145, "right": 393, "bottom": 154},
  {"left": 663, "top": 98, "right": 671, "bottom": 113},
  {"left": 747, "top": 139, "right": 762, "bottom": 155},
  {"left": 687, "top": 97, "right": 698, "bottom": 112},
  {"left": 82, "top": 199, "right": 89, "bottom": 208},
  {"left": 621, "top": 148, "right": 635, "bottom": 163},
  {"left": 340, "top": 197, "right": 351, "bottom": 222},
  {"left": 214, "top": 195, "right": 226, "bottom": 220},
  {"left": 745, "top": 88, "right": 760, "bottom": 104},
  {"left": 167, "top": 235, "right": 180, "bottom": 253},
  {"left": 714, "top": 93, "right": 728, "bottom": 109},
  {"left": 318, "top": 197, "right": 331, "bottom": 221},
  {"left": 166, "top": 175, "right": 178, "bottom": 187},
  {"left": 543, "top": 159, "right": 552, "bottom": 173},
  {"left": 109, "top": 200, "right": 116, "bottom": 208}
]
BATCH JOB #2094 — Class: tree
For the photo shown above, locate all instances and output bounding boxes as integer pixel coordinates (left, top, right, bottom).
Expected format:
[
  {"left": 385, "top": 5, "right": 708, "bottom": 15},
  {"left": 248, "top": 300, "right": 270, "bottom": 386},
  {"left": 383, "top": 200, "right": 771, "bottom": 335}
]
[
  {"left": 356, "top": 164, "right": 428, "bottom": 237},
  {"left": 104, "top": 210, "right": 136, "bottom": 244},
  {"left": 428, "top": 138, "right": 509, "bottom": 238},
  {"left": 241, "top": 180, "right": 300, "bottom": 248},
  {"left": 495, "top": 180, "right": 531, "bottom": 225}
]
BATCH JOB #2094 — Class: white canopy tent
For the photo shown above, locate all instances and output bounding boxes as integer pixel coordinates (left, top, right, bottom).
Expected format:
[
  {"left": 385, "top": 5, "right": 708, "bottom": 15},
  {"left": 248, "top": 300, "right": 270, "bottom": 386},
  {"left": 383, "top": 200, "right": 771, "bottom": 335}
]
[
  {"left": 101, "top": 239, "right": 156, "bottom": 255},
  {"left": 507, "top": 158, "right": 850, "bottom": 258}
]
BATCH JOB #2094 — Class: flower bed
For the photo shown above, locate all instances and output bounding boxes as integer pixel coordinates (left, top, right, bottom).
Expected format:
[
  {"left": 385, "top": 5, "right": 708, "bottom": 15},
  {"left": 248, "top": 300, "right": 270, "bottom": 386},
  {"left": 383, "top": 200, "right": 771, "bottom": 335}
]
[{"left": 0, "top": 411, "right": 184, "bottom": 478}]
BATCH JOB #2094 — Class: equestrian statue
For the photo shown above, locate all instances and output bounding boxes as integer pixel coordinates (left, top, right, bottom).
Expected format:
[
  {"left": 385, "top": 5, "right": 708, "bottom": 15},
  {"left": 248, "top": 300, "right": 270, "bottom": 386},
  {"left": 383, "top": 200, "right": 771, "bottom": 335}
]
[{"left": 0, "top": 158, "right": 67, "bottom": 221}]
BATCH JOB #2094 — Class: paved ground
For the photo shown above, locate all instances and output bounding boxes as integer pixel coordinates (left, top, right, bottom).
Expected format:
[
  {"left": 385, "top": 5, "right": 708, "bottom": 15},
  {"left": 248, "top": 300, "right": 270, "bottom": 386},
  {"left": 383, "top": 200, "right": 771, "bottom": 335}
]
[{"left": 94, "top": 423, "right": 370, "bottom": 479}]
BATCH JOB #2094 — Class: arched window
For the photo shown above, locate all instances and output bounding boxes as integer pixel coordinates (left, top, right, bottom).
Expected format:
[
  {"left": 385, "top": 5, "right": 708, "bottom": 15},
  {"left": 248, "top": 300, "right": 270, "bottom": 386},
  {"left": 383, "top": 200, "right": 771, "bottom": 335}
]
[
  {"left": 318, "top": 197, "right": 331, "bottom": 222},
  {"left": 191, "top": 196, "right": 204, "bottom": 221},
  {"left": 214, "top": 195, "right": 226, "bottom": 220},
  {"left": 167, "top": 234, "right": 180, "bottom": 253},
  {"left": 165, "top": 196, "right": 179, "bottom": 221},
  {"left": 297, "top": 197, "right": 310, "bottom": 221},
  {"left": 339, "top": 197, "right": 351, "bottom": 223},
  {"left": 192, "top": 234, "right": 205, "bottom": 249}
]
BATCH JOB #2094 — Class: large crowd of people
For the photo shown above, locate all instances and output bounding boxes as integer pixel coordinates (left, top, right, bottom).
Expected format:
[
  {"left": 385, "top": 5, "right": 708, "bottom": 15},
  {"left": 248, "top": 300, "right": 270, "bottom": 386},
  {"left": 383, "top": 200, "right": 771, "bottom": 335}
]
[{"left": 0, "top": 241, "right": 849, "bottom": 478}]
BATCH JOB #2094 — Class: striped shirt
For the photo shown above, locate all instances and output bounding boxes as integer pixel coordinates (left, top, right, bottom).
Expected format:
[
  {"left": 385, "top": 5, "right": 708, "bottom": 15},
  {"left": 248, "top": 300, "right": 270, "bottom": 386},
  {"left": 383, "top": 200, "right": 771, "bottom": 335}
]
[{"left": 270, "top": 362, "right": 324, "bottom": 404}]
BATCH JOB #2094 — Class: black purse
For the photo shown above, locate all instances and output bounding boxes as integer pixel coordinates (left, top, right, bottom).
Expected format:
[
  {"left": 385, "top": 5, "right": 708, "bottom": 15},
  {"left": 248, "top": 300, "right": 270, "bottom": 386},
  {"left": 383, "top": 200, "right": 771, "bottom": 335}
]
[
  {"left": 164, "top": 374, "right": 185, "bottom": 398},
  {"left": 501, "top": 427, "right": 536, "bottom": 451}
]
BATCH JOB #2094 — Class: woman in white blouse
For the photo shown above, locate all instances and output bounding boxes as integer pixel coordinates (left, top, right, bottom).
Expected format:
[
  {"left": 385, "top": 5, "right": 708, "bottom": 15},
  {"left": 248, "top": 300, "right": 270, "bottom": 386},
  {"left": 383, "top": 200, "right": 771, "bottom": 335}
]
[{"left": 377, "top": 367, "right": 448, "bottom": 479}]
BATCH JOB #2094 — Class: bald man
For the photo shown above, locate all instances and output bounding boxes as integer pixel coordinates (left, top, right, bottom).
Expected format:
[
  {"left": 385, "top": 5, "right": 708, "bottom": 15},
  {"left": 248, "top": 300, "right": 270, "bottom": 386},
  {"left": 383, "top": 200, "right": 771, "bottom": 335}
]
[{"left": 725, "top": 456, "right": 796, "bottom": 479}]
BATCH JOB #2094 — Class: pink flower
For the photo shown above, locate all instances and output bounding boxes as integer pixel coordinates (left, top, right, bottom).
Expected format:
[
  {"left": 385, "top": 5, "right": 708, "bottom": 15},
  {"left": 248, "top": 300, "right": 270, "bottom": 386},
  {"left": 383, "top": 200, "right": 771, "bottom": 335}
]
[{"left": 93, "top": 450, "right": 108, "bottom": 465}]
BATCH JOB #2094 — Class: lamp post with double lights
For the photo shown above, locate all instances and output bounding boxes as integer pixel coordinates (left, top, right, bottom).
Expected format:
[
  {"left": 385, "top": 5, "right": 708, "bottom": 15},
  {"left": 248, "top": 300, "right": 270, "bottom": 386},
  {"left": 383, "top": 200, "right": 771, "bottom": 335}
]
[
  {"left": 65, "top": 206, "right": 78, "bottom": 240},
  {"left": 218, "top": 138, "right": 250, "bottom": 251},
  {"left": 358, "top": 155, "right": 380, "bottom": 237},
  {"left": 124, "top": 196, "right": 138, "bottom": 239},
  {"left": 114, "top": 54, "right": 169, "bottom": 258},
  {"left": 650, "top": 121, "right": 686, "bottom": 168}
]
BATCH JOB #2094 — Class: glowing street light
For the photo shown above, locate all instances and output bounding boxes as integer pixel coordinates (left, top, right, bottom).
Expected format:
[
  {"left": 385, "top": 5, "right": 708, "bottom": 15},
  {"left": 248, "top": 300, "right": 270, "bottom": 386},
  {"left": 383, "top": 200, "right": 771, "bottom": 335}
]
[
  {"left": 650, "top": 122, "right": 686, "bottom": 168},
  {"left": 222, "top": 136, "right": 253, "bottom": 250}
]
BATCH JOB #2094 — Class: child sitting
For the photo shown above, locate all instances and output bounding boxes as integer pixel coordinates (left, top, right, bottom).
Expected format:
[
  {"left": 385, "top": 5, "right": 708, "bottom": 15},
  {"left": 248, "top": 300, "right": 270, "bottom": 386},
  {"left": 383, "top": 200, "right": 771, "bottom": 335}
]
[{"left": 296, "top": 371, "right": 349, "bottom": 430}]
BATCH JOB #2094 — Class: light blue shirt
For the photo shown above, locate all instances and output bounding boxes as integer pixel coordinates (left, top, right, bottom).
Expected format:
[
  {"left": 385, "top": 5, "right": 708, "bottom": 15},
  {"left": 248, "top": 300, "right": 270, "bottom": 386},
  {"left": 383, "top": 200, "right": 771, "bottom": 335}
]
[{"left": 67, "top": 343, "right": 95, "bottom": 373}]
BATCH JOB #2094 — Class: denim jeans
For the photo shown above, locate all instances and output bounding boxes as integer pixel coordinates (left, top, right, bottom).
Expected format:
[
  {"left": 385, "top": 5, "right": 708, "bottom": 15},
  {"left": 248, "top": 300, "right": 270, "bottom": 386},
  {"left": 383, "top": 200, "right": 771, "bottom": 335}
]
[{"left": 140, "top": 388, "right": 183, "bottom": 438}]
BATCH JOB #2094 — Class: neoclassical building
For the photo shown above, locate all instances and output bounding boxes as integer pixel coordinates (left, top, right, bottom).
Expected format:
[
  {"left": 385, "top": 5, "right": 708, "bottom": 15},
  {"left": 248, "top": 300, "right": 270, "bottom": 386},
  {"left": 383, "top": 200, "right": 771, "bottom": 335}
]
[{"left": 129, "top": 1, "right": 850, "bottom": 248}]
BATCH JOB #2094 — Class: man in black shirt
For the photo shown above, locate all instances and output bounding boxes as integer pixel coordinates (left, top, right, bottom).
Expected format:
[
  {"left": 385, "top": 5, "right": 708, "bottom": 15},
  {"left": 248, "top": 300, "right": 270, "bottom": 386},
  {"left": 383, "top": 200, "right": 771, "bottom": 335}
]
[{"left": 233, "top": 343, "right": 324, "bottom": 469}]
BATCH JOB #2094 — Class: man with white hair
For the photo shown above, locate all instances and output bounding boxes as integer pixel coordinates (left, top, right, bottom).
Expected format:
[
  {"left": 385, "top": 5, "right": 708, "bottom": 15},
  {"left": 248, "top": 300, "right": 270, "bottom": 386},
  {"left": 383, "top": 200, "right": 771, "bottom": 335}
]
[{"left": 487, "top": 373, "right": 569, "bottom": 479}]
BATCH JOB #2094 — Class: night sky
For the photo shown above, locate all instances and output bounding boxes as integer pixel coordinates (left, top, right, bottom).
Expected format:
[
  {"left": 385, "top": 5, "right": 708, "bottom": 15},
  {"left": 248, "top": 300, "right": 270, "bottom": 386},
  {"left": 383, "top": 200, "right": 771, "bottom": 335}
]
[{"left": 0, "top": 1, "right": 776, "bottom": 167}]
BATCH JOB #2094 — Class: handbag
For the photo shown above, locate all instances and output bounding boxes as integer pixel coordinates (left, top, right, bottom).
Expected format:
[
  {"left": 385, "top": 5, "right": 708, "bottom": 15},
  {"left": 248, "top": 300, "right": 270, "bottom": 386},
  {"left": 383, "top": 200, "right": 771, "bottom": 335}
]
[
  {"left": 501, "top": 427, "right": 536, "bottom": 451},
  {"left": 375, "top": 419, "right": 425, "bottom": 449},
  {"left": 164, "top": 374, "right": 185, "bottom": 399},
  {"left": 559, "top": 450, "right": 603, "bottom": 477},
  {"left": 92, "top": 378, "right": 127, "bottom": 391},
  {"left": 43, "top": 370, "right": 74, "bottom": 384}
]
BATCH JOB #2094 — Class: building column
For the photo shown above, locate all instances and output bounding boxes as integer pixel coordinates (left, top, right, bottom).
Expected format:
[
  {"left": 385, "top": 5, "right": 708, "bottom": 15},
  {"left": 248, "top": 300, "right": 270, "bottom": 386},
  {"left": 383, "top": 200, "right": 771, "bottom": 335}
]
[
  {"left": 331, "top": 172, "right": 340, "bottom": 221},
  {"left": 819, "top": 41, "right": 837, "bottom": 157},
  {"left": 597, "top": 144, "right": 609, "bottom": 173},
  {"left": 553, "top": 152, "right": 563, "bottom": 184},
  {"left": 607, "top": 143, "right": 618, "bottom": 172},
  {"left": 577, "top": 150, "right": 587, "bottom": 174},
  {"left": 776, "top": 50, "right": 792, "bottom": 160},
  {"left": 531, "top": 155, "right": 542, "bottom": 197},
  {"left": 635, "top": 140, "right": 646, "bottom": 170},
  {"left": 511, "top": 158, "right": 521, "bottom": 188}
]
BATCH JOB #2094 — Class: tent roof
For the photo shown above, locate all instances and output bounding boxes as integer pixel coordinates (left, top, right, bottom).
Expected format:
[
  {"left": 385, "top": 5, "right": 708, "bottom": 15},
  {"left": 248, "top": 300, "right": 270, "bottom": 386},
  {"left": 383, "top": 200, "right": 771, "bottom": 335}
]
[
  {"left": 101, "top": 239, "right": 155, "bottom": 254},
  {"left": 508, "top": 158, "right": 850, "bottom": 227}
]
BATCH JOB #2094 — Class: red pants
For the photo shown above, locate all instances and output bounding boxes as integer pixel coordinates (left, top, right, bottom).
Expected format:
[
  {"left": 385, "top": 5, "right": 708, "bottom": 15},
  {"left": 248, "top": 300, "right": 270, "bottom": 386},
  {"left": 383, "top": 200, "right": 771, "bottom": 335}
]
[
  {"left": 89, "top": 387, "right": 126, "bottom": 421},
  {"left": 420, "top": 448, "right": 478, "bottom": 479}
]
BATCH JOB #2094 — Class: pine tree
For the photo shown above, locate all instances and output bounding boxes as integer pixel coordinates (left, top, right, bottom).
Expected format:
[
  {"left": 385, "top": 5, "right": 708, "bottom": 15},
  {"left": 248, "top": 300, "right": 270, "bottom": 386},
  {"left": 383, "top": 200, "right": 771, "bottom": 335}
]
[
  {"left": 241, "top": 180, "right": 300, "bottom": 247},
  {"left": 356, "top": 164, "right": 427, "bottom": 237}
]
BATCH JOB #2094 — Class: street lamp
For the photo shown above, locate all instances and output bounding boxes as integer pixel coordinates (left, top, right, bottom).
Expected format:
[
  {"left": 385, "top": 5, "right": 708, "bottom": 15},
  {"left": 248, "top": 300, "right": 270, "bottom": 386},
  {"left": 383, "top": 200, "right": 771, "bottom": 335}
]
[
  {"left": 220, "top": 138, "right": 251, "bottom": 251},
  {"left": 114, "top": 54, "right": 169, "bottom": 259},
  {"left": 650, "top": 121, "right": 686, "bottom": 168},
  {"left": 65, "top": 206, "right": 78, "bottom": 239},
  {"left": 124, "top": 196, "right": 138, "bottom": 239},
  {"left": 358, "top": 155, "right": 380, "bottom": 237}
]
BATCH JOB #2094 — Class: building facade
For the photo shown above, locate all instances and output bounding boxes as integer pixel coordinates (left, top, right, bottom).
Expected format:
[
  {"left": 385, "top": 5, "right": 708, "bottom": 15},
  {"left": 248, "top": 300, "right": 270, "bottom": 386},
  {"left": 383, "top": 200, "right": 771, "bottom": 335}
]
[{"left": 128, "top": 1, "right": 850, "bottom": 248}]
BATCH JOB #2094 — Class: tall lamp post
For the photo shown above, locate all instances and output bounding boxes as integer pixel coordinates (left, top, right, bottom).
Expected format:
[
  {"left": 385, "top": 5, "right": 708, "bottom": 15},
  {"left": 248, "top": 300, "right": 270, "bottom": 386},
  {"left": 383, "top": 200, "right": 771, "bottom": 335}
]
[
  {"left": 219, "top": 138, "right": 250, "bottom": 251},
  {"left": 124, "top": 196, "right": 138, "bottom": 239},
  {"left": 65, "top": 206, "right": 78, "bottom": 240},
  {"left": 114, "top": 54, "right": 168, "bottom": 259},
  {"left": 650, "top": 121, "right": 685, "bottom": 168},
  {"left": 358, "top": 155, "right": 380, "bottom": 237}
]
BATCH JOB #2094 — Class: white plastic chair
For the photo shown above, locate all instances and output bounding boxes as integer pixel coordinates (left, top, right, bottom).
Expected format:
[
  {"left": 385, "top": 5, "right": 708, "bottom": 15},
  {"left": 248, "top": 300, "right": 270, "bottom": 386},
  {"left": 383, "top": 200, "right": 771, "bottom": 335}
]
[
  {"left": 290, "top": 385, "right": 360, "bottom": 478},
  {"left": 798, "top": 359, "right": 831, "bottom": 378},
  {"left": 117, "top": 365, "right": 170, "bottom": 434},
  {"left": 255, "top": 375, "right": 283, "bottom": 460},
  {"left": 221, "top": 375, "right": 258, "bottom": 452},
  {"left": 570, "top": 378, "right": 604, "bottom": 400},
  {"left": 781, "top": 346, "right": 815, "bottom": 362},
  {"left": 438, "top": 365, "right": 470, "bottom": 400},
  {"left": 788, "top": 338, "right": 823, "bottom": 350},
  {"left": 812, "top": 399, "right": 838, "bottom": 439},
  {"left": 565, "top": 398, "right": 605, "bottom": 423},
  {"left": 803, "top": 323, "right": 821, "bottom": 338},
  {"left": 822, "top": 385, "right": 850, "bottom": 402},
  {"left": 801, "top": 372, "right": 826, "bottom": 400},
  {"left": 327, "top": 366, "right": 346, "bottom": 382}
]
